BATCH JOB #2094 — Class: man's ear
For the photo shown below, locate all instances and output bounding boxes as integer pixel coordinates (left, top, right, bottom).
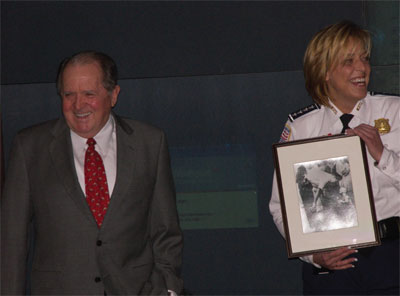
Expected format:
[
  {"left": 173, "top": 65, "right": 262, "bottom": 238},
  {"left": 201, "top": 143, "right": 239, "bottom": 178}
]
[{"left": 111, "top": 85, "right": 120, "bottom": 107}]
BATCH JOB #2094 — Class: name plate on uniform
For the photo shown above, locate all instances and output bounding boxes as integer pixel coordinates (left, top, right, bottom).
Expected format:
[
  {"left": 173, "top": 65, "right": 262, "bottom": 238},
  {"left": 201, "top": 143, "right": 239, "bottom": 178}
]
[{"left": 272, "top": 135, "right": 380, "bottom": 258}]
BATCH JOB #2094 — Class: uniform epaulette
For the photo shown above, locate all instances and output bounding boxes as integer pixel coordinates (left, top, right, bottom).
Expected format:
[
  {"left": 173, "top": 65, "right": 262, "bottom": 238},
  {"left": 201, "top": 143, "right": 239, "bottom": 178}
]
[
  {"left": 288, "top": 103, "right": 320, "bottom": 122},
  {"left": 370, "top": 91, "right": 399, "bottom": 97}
]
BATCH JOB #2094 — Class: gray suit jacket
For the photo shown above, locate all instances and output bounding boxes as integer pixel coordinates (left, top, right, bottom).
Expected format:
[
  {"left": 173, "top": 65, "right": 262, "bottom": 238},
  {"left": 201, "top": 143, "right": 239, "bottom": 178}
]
[{"left": 1, "top": 115, "right": 183, "bottom": 295}]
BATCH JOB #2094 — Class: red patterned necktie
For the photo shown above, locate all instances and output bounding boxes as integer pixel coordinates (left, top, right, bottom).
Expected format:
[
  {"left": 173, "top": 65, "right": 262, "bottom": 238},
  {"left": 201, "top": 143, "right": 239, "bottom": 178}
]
[{"left": 84, "top": 138, "right": 110, "bottom": 227}]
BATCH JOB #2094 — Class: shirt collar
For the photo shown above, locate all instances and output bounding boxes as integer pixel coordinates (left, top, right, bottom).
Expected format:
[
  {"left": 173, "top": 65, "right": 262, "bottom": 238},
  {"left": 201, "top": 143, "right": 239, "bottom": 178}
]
[
  {"left": 327, "top": 98, "right": 365, "bottom": 118},
  {"left": 70, "top": 115, "right": 115, "bottom": 156}
]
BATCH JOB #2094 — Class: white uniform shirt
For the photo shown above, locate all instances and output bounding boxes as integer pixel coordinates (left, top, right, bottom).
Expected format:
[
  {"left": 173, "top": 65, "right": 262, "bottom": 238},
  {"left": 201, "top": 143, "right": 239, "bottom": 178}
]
[{"left": 269, "top": 92, "right": 400, "bottom": 264}]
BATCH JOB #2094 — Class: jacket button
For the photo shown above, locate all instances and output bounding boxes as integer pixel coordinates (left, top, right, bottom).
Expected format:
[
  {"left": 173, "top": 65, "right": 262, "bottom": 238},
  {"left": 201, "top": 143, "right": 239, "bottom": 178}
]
[
  {"left": 95, "top": 277, "right": 101, "bottom": 283},
  {"left": 97, "top": 240, "right": 102, "bottom": 246}
]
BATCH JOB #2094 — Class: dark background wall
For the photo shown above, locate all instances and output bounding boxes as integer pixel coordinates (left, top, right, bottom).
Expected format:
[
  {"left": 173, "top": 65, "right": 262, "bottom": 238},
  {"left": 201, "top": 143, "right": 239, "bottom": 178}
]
[
  {"left": 0, "top": 1, "right": 368, "bottom": 84},
  {"left": 1, "top": 1, "right": 398, "bottom": 295}
]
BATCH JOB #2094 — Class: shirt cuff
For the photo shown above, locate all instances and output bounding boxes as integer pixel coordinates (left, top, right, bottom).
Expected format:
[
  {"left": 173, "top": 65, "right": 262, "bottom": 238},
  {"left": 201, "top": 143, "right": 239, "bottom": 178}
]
[
  {"left": 374, "top": 147, "right": 389, "bottom": 169},
  {"left": 300, "top": 254, "right": 321, "bottom": 268}
]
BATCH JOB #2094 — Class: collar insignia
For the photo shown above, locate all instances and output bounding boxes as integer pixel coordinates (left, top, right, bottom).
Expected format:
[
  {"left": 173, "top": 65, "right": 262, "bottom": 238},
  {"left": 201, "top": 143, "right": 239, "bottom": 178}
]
[
  {"left": 327, "top": 103, "right": 337, "bottom": 115},
  {"left": 374, "top": 118, "right": 391, "bottom": 134},
  {"left": 356, "top": 101, "right": 363, "bottom": 111}
]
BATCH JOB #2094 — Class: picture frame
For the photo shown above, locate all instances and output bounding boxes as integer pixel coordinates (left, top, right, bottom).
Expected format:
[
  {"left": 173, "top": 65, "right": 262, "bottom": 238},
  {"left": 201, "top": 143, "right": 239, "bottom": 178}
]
[{"left": 272, "top": 134, "right": 380, "bottom": 258}]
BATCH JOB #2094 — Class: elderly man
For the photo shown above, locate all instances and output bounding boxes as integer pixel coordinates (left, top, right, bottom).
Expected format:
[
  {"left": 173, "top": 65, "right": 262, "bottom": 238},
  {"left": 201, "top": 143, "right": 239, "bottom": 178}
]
[{"left": 1, "top": 51, "right": 183, "bottom": 295}]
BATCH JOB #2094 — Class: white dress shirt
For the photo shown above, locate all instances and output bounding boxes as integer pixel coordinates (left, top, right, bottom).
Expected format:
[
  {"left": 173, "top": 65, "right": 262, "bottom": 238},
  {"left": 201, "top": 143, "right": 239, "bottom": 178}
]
[{"left": 70, "top": 115, "right": 117, "bottom": 196}]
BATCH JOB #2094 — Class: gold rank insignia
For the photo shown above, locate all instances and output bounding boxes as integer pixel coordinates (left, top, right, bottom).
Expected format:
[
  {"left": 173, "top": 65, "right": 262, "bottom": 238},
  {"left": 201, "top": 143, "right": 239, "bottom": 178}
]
[{"left": 374, "top": 118, "right": 391, "bottom": 134}]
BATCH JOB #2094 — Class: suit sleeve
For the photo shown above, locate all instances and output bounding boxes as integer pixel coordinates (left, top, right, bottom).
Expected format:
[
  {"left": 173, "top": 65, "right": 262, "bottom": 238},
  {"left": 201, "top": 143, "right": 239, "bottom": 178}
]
[
  {"left": 1, "top": 135, "right": 33, "bottom": 294},
  {"left": 149, "top": 131, "right": 184, "bottom": 294}
]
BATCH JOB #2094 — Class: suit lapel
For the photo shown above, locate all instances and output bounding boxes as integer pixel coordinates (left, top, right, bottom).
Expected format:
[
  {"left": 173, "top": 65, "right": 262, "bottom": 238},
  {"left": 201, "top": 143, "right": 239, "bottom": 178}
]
[
  {"left": 101, "top": 115, "right": 136, "bottom": 228},
  {"left": 48, "top": 118, "right": 96, "bottom": 224}
]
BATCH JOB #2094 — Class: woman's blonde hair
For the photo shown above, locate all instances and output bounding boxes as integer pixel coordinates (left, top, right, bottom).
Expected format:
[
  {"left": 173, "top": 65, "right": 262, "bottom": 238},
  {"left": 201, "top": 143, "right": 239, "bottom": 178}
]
[{"left": 303, "top": 21, "right": 371, "bottom": 106}]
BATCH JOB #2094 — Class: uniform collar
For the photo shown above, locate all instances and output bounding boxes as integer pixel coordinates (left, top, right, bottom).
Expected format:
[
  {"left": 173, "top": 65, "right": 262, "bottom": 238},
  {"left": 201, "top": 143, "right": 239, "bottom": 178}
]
[{"left": 327, "top": 98, "right": 365, "bottom": 118}]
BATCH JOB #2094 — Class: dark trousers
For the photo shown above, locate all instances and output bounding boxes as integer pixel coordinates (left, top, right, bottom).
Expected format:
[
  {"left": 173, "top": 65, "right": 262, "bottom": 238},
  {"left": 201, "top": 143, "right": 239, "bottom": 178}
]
[{"left": 303, "top": 238, "right": 399, "bottom": 295}]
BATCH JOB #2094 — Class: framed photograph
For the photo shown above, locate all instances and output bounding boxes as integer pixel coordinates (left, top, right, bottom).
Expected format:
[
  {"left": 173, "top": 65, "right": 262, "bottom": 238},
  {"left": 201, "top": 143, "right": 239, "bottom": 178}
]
[{"left": 272, "top": 134, "right": 380, "bottom": 258}]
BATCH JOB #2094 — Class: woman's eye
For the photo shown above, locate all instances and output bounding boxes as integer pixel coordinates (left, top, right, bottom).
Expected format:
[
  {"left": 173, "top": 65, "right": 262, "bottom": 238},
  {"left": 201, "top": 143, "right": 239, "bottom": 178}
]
[
  {"left": 344, "top": 58, "right": 353, "bottom": 65},
  {"left": 362, "top": 56, "right": 370, "bottom": 62}
]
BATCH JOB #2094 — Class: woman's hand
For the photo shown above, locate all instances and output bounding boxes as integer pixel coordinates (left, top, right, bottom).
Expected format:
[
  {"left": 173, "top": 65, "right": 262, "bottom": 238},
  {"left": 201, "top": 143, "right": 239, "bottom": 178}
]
[
  {"left": 313, "top": 247, "right": 358, "bottom": 270},
  {"left": 346, "top": 124, "right": 383, "bottom": 163}
]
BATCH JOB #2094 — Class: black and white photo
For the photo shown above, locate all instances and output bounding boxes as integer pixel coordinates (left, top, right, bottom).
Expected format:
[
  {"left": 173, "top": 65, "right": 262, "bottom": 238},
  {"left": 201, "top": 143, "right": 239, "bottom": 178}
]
[{"left": 294, "top": 157, "right": 358, "bottom": 234}]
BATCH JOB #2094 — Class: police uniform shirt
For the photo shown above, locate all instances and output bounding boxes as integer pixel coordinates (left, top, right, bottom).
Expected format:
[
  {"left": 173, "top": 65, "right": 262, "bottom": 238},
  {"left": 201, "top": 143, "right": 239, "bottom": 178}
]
[{"left": 269, "top": 92, "right": 400, "bottom": 264}]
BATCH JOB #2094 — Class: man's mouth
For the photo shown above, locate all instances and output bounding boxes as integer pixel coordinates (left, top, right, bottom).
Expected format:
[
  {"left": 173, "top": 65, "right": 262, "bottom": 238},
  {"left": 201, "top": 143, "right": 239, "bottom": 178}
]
[{"left": 74, "top": 112, "right": 92, "bottom": 118}]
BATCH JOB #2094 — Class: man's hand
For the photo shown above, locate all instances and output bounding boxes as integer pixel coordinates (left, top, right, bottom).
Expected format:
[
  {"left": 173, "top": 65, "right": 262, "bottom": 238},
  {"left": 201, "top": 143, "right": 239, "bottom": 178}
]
[
  {"left": 313, "top": 247, "right": 358, "bottom": 270},
  {"left": 346, "top": 124, "right": 384, "bottom": 163}
]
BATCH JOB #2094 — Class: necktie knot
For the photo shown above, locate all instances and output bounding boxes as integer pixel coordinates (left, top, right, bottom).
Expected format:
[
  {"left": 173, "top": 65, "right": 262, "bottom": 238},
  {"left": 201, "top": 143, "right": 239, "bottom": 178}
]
[
  {"left": 87, "top": 138, "right": 96, "bottom": 147},
  {"left": 340, "top": 114, "right": 354, "bottom": 134}
]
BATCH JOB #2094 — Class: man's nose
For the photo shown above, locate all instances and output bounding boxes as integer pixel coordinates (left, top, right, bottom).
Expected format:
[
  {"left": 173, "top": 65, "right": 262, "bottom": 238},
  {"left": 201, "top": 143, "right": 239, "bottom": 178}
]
[{"left": 74, "top": 94, "right": 85, "bottom": 109}]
